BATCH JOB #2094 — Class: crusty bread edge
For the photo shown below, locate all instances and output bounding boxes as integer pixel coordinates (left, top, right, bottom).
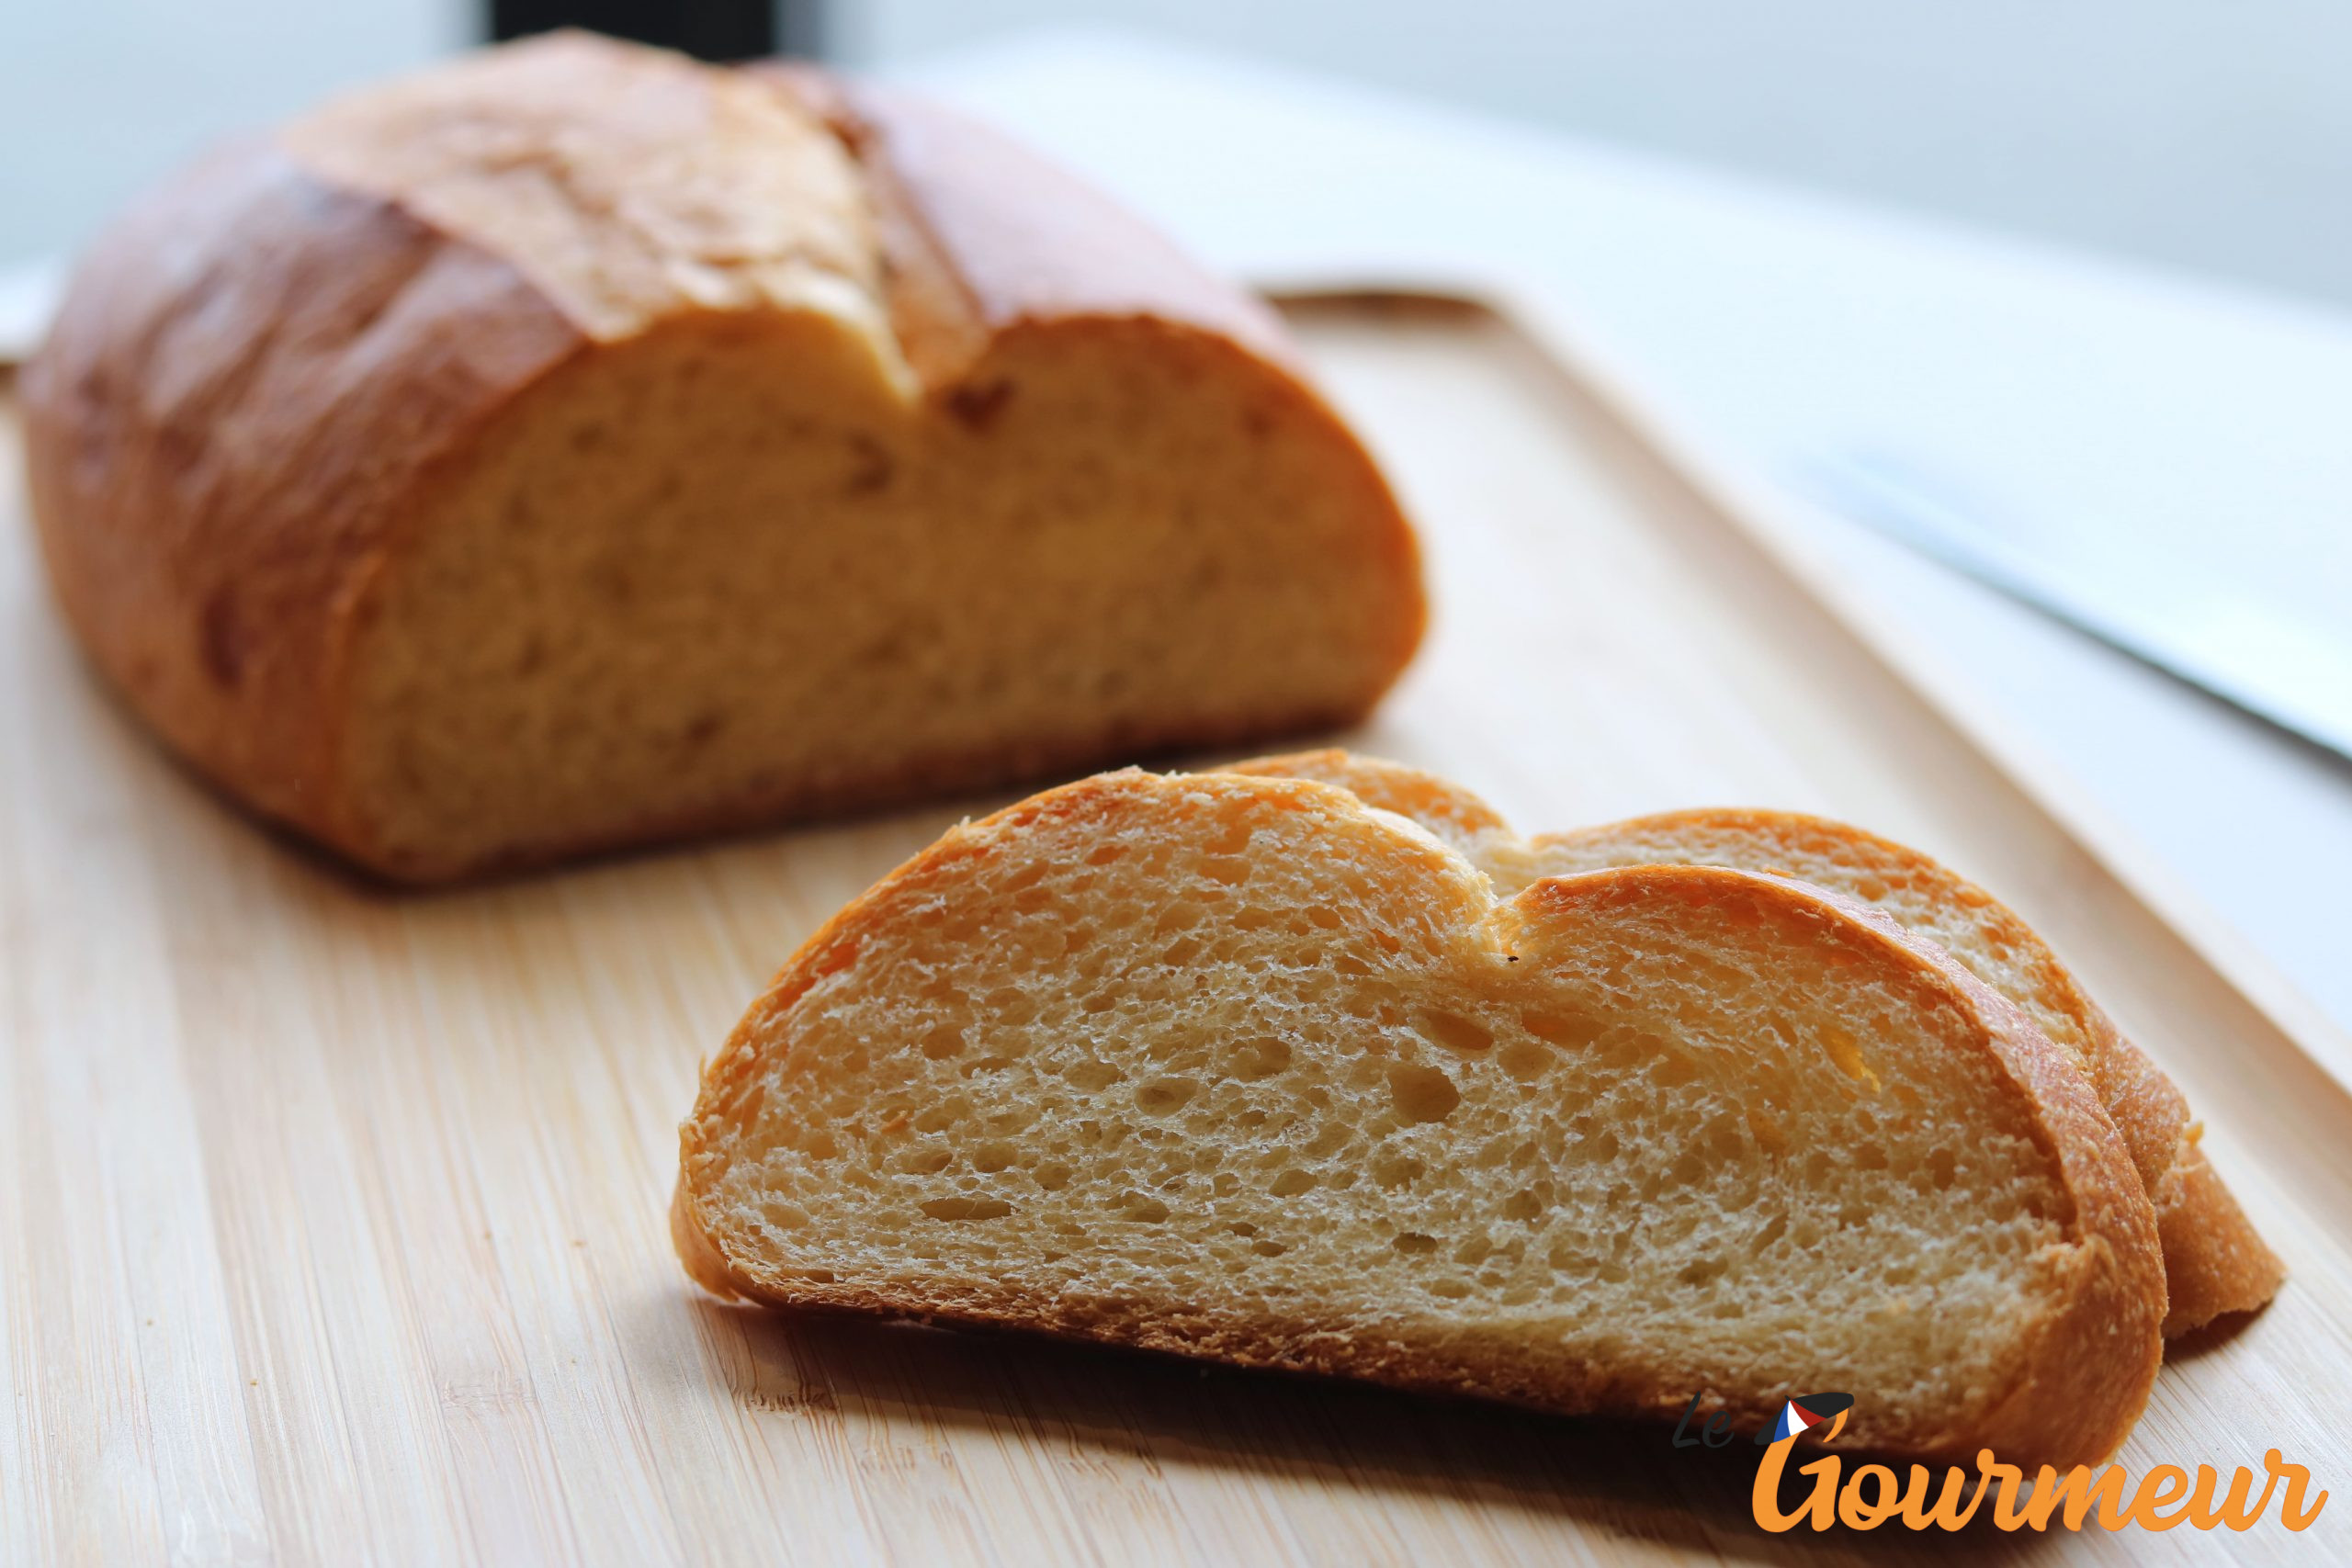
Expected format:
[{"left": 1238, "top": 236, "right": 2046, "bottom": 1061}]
[{"left": 1222, "top": 749, "right": 1508, "bottom": 845}]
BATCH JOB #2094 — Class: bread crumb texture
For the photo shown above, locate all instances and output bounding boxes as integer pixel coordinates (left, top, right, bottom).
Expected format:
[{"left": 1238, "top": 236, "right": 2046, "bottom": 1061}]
[{"left": 681, "top": 768, "right": 2164, "bottom": 1465}]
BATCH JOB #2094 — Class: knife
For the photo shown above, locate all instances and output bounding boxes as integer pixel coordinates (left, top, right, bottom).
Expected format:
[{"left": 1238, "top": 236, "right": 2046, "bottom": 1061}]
[{"left": 1795, "top": 448, "right": 2352, "bottom": 763}]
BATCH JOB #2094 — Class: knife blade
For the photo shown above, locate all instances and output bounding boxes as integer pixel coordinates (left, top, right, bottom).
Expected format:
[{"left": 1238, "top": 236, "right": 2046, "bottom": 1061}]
[{"left": 1795, "top": 448, "right": 2352, "bottom": 763}]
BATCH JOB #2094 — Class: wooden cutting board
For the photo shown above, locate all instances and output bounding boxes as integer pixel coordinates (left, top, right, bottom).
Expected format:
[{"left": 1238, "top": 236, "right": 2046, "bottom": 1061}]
[{"left": 5, "top": 300, "right": 2347, "bottom": 1565}]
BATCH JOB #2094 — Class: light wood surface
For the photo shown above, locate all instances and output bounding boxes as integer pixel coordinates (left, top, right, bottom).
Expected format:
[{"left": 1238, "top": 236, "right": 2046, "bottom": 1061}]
[{"left": 5, "top": 301, "right": 2346, "bottom": 1565}]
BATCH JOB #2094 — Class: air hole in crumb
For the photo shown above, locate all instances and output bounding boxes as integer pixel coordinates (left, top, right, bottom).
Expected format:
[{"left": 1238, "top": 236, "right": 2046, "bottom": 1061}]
[
  {"left": 1393, "top": 1233, "right": 1439, "bottom": 1256},
  {"left": 1064, "top": 1058, "right": 1123, "bottom": 1092},
  {"left": 984, "top": 987, "right": 1037, "bottom": 1026},
  {"left": 1498, "top": 1042, "right": 1549, "bottom": 1079},
  {"left": 1679, "top": 1257, "right": 1727, "bottom": 1287},
  {"left": 1386, "top": 1064, "right": 1461, "bottom": 1124},
  {"left": 1521, "top": 1010, "right": 1602, "bottom": 1050},
  {"left": 1268, "top": 1168, "right": 1314, "bottom": 1197},
  {"left": 1230, "top": 1037, "right": 1292, "bottom": 1080},
  {"left": 1416, "top": 1010, "right": 1492, "bottom": 1055},
  {"left": 1136, "top": 1078, "right": 1195, "bottom": 1115},
  {"left": 920, "top": 1197, "right": 1012, "bottom": 1222}
]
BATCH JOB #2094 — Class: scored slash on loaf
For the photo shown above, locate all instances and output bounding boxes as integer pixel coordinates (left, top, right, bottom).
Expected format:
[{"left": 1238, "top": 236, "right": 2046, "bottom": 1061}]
[{"left": 674, "top": 755, "right": 2267, "bottom": 1469}]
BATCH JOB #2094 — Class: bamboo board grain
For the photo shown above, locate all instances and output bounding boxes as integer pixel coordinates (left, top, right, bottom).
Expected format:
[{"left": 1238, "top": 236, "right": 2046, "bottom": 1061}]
[{"left": 5, "top": 300, "right": 2348, "bottom": 1566}]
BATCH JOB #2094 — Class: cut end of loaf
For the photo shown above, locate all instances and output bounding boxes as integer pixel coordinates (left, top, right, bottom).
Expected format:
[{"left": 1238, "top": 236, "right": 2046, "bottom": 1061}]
[
  {"left": 22, "top": 34, "right": 1424, "bottom": 883},
  {"left": 339, "top": 311, "right": 1420, "bottom": 880},
  {"left": 679, "top": 766, "right": 2164, "bottom": 1469}
]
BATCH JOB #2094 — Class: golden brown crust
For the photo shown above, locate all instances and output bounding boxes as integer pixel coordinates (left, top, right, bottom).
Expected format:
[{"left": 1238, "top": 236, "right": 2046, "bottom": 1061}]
[
  {"left": 288, "top": 37, "right": 889, "bottom": 345},
  {"left": 748, "top": 63, "right": 1306, "bottom": 383},
  {"left": 2125, "top": 1031, "right": 2289, "bottom": 1335},
  {"left": 1221, "top": 749, "right": 1509, "bottom": 844},
  {"left": 22, "top": 37, "right": 1423, "bottom": 881},
  {"left": 21, "top": 139, "right": 588, "bottom": 850},
  {"left": 747, "top": 62, "right": 993, "bottom": 389},
  {"left": 677, "top": 768, "right": 2165, "bottom": 1469}
]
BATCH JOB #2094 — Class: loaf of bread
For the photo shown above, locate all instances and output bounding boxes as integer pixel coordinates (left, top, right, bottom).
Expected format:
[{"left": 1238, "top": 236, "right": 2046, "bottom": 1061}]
[
  {"left": 676, "top": 765, "right": 2165, "bottom": 1468},
  {"left": 20, "top": 34, "right": 1423, "bottom": 881},
  {"left": 1227, "top": 750, "right": 2282, "bottom": 1335}
]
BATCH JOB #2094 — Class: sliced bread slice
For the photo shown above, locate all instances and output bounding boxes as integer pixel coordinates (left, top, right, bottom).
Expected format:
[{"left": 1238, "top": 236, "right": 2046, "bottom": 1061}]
[
  {"left": 1227, "top": 750, "right": 2281, "bottom": 1335},
  {"left": 676, "top": 768, "right": 2164, "bottom": 1468}
]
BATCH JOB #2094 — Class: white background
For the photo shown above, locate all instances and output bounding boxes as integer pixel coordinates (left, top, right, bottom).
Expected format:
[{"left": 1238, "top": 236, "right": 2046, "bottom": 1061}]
[{"left": 8, "top": 2, "right": 2352, "bottom": 311}]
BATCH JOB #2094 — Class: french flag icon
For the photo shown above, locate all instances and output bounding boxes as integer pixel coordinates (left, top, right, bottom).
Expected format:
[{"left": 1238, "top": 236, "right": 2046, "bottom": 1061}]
[{"left": 1762, "top": 1393, "right": 1855, "bottom": 1443}]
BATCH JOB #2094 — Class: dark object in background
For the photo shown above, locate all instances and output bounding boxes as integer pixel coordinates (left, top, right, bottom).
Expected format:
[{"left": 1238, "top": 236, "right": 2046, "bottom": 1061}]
[{"left": 490, "top": 0, "right": 825, "bottom": 60}]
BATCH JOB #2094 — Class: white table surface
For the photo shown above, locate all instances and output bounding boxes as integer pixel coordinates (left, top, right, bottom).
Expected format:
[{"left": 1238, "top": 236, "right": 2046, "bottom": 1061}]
[{"left": 899, "top": 29, "right": 2352, "bottom": 1066}]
